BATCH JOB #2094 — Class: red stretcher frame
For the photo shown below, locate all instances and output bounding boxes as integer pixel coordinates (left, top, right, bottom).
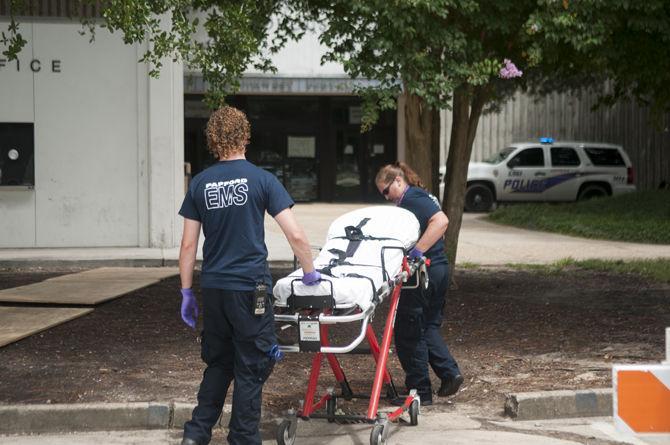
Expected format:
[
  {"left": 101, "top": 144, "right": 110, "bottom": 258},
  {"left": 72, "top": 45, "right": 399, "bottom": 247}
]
[{"left": 276, "top": 257, "right": 429, "bottom": 445}]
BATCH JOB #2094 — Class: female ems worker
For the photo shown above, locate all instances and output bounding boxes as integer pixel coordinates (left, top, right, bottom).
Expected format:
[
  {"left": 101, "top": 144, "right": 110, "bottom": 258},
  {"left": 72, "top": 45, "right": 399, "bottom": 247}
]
[{"left": 375, "top": 162, "right": 463, "bottom": 405}]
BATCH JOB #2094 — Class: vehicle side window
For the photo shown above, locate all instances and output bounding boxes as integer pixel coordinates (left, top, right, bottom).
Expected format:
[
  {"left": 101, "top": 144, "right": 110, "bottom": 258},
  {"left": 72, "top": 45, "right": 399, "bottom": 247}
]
[
  {"left": 584, "top": 147, "right": 625, "bottom": 166},
  {"left": 508, "top": 147, "right": 544, "bottom": 167},
  {"left": 551, "top": 147, "right": 581, "bottom": 167}
]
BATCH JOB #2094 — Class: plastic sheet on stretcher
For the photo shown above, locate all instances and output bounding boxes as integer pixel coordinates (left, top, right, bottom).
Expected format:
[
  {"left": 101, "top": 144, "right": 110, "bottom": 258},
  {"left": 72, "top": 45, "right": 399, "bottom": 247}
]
[{"left": 273, "top": 206, "right": 420, "bottom": 312}]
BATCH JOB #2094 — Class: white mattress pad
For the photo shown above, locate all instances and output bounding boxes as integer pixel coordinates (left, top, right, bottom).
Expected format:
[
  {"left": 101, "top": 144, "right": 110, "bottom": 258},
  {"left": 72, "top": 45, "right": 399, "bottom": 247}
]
[{"left": 273, "top": 206, "right": 420, "bottom": 311}]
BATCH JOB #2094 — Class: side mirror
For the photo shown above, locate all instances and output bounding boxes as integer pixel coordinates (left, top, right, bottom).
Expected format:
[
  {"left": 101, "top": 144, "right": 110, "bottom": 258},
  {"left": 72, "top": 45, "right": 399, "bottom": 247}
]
[{"left": 507, "top": 159, "right": 518, "bottom": 169}]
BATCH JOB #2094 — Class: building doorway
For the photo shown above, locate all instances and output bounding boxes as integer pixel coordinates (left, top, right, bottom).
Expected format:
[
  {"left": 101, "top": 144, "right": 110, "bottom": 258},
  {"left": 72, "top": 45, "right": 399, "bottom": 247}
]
[{"left": 184, "top": 95, "right": 397, "bottom": 202}]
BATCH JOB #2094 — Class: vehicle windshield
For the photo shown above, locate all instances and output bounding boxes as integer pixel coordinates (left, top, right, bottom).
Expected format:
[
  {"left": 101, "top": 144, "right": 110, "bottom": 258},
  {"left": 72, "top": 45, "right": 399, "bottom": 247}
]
[{"left": 483, "top": 146, "right": 515, "bottom": 164}]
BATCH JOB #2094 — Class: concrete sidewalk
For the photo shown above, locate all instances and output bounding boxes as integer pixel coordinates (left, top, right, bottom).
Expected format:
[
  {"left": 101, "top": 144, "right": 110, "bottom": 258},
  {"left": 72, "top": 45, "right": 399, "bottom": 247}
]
[
  {"left": 457, "top": 214, "right": 670, "bottom": 265},
  {"left": 1, "top": 410, "right": 666, "bottom": 445},
  {"left": 0, "top": 203, "right": 668, "bottom": 267}
]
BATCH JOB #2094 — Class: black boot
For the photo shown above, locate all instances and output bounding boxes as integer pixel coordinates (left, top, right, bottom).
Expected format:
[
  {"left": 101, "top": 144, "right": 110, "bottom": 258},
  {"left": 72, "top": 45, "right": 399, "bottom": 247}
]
[
  {"left": 181, "top": 437, "right": 200, "bottom": 445},
  {"left": 438, "top": 374, "right": 464, "bottom": 397}
]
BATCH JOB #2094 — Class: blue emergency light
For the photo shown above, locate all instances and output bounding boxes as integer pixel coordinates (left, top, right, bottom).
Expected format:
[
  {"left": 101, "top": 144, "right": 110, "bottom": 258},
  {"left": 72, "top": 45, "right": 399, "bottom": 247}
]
[{"left": 540, "top": 137, "right": 554, "bottom": 144}]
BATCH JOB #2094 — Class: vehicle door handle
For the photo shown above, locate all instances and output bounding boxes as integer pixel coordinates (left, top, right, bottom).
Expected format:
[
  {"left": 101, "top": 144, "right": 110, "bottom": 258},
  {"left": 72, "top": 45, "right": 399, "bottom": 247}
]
[{"left": 534, "top": 172, "right": 546, "bottom": 177}]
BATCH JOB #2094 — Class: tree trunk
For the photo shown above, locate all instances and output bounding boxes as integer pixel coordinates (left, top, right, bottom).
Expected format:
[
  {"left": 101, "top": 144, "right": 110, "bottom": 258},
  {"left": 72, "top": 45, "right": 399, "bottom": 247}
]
[
  {"left": 404, "top": 90, "right": 436, "bottom": 192},
  {"left": 443, "top": 86, "right": 488, "bottom": 279}
]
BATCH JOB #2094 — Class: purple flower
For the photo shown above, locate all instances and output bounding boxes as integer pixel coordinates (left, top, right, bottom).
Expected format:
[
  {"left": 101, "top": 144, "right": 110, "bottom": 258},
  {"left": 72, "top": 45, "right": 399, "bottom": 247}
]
[{"left": 499, "top": 59, "right": 523, "bottom": 79}]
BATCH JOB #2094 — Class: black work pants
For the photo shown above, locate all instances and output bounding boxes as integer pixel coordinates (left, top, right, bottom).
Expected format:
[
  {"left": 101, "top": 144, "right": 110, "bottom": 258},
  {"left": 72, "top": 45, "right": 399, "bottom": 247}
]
[
  {"left": 423, "top": 262, "right": 461, "bottom": 380},
  {"left": 394, "top": 262, "right": 460, "bottom": 402},
  {"left": 183, "top": 289, "right": 276, "bottom": 445}
]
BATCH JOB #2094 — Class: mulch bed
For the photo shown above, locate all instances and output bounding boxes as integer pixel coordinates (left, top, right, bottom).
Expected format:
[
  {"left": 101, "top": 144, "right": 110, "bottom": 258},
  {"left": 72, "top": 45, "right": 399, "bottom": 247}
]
[{"left": 0, "top": 266, "right": 668, "bottom": 418}]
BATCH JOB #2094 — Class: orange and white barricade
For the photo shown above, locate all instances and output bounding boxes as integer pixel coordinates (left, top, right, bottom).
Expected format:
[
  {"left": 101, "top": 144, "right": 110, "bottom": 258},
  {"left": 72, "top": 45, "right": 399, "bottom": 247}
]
[{"left": 612, "top": 328, "right": 670, "bottom": 437}]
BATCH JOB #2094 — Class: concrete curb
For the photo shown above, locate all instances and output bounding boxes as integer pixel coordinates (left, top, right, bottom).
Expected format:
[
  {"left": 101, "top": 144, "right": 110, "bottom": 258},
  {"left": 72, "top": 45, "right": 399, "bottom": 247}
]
[
  {"left": 1, "top": 388, "right": 614, "bottom": 435},
  {"left": 505, "top": 388, "right": 612, "bottom": 421},
  {"left": 0, "top": 402, "right": 172, "bottom": 434},
  {"left": 0, "top": 402, "right": 286, "bottom": 436}
]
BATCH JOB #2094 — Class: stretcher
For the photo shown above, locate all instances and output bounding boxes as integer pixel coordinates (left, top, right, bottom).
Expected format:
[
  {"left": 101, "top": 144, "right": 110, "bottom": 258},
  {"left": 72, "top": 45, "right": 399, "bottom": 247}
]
[{"left": 272, "top": 206, "right": 430, "bottom": 445}]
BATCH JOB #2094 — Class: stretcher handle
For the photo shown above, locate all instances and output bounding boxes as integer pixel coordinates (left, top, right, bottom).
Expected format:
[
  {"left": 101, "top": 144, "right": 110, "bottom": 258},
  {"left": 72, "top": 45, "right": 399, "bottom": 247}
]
[
  {"left": 275, "top": 309, "right": 372, "bottom": 354},
  {"left": 276, "top": 260, "right": 423, "bottom": 355},
  {"left": 389, "top": 257, "right": 425, "bottom": 287},
  {"left": 319, "top": 315, "right": 372, "bottom": 353},
  {"left": 380, "top": 245, "right": 405, "bottom": 282},
  {"left": 288, "top": 277, "right": 334, "bottom": 305}
]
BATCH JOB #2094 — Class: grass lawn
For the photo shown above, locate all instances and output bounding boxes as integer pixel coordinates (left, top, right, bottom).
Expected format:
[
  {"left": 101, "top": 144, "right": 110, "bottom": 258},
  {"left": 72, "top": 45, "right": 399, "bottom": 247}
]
[
  {"left": 504, "top": 258, "right": 670, "bottom": 283},
  {"left": 488, "top": 190, "right": 670, "bottom": 244}
]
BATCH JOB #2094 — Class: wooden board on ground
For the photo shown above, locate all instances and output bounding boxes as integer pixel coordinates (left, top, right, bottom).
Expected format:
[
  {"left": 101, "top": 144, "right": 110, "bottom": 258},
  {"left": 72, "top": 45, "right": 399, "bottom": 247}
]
[
  {"left": 0, "top": 267, "right": 178, "bottom": 305},
  {"left": 0, "top": 306, "right": 93, "bottom": 348},
  {"left": 43, "top": 267, "right": 179, "bottom": 283}
]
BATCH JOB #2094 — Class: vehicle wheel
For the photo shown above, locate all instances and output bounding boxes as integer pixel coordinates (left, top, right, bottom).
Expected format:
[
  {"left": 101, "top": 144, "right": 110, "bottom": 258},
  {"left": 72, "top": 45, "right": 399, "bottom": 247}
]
[
  {"left": 578, "top": 184, "right": 608, "bottom": 201},
  {"left": 409, "top": 399, "right": 419, "bottom": 426},
  {"left": 369, "top": 423, "right": 385, "bottom": 445},
  {"left": 327, "top": 396, "right": 337, "bottom": 423},
  {"left": 277, "top": 419, "right": 296, "bottom": 445},
  {"left": 465, "top": 183, "right": 495, "bottom": 212}
]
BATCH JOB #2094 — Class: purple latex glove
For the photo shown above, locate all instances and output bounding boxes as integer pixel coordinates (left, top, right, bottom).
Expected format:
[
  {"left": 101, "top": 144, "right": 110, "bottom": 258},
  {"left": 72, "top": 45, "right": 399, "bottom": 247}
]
[
  {"left": 180, "top": 288, "right": 198, "bottom": 329},
  {"left": 302, "top": 270, "right": 321, "bottom": 286},
  {"left": 408, "top": 247, "right": 424, "bottom": 260}
]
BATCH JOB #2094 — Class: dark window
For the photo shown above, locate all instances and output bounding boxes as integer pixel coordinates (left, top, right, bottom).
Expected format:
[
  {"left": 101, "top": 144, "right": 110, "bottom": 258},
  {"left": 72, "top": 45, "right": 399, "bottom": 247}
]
[
  {"left": 0, "top": 122, "right": 34, "bottom": 186},
  {"left": 551, "top": 147, "right": 581, "bottom": 167},
  {"left": 584, "top": 147, "right": 625, "bottom": 166},
  {"left": 508, "top": 147, "right": 544, "bottom": 167},
  {"left": 0, "top": 0, "right": 103, "bottom": 18}
]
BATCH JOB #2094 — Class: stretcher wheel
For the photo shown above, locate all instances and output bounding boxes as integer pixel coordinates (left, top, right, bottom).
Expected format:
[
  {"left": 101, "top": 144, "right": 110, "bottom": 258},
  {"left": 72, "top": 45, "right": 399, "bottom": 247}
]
[
  {"left": 370, "top": 423, "right": 385, "bottom": 445},
  {"left": 409, "top": 399, "right": 419, "bottom": 426},
  {"left": 277, "top": 419, "right": 296, "bottom": 445},
  {"left": 419, "top": 268, "right": 429, "bottom": 290},
  {"left": 326, "top": 396, "right": 337, "bottom": 423}
]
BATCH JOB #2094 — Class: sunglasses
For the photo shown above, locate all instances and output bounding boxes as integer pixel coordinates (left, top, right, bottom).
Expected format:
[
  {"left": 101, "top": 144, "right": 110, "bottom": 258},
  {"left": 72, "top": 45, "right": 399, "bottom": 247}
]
[{"left": 382, "top": 181, "right": 393, "bottom": 195}]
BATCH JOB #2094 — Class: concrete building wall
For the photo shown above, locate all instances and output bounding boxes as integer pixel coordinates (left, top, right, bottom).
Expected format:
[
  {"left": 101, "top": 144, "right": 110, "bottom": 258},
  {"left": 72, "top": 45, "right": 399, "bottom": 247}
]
[
  {"left": 0, "top": 20, "right": 183, "bottom": 248},
  {"left": 148, "top": 52, "right": 185, "bottom": 248},
  {"left": 0, "top": 22, "right": 35, "bottom": 247},
  {"left": 188, "top": 15, "right": 346, "bottom": 78},
  {"left": 255, "top": 27, "right": 346, "bottom": 77}
]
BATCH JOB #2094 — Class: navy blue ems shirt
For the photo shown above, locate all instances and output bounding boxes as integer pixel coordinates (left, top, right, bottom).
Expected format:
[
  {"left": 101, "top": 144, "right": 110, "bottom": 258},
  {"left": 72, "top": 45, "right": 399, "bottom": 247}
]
[
  {"left": 398, "top": 186, "right": 448, "bottom": 265},
  {"left": 179, "top": 159, "right": 294, "bottom": 291}
]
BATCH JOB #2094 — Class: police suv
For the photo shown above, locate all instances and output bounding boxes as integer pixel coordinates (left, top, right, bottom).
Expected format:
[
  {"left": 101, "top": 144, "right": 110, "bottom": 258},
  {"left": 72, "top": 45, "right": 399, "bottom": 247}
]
[{"left": 463, "top": 138, "right": 636, "bottom": 212}]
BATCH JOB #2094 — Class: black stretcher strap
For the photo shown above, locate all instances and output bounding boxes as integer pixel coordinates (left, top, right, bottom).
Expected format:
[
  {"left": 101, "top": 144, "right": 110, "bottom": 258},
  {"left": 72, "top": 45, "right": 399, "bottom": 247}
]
[
  {"left": 335, "top": 217, "right": 404, "bottom": 256},
  {"left": 343, "top": 218, "right": 370, "bottom": 240},
  {"left": 318, "top": 248, "right": 353, "bottom": 276},
  {"left": 318, "top": 262, "right": 382, "bottom": 277},
  {"left": 342, "top": 273, "right": 378, "bottom": 304},
  {"left": 342, "top": 217, "right": 370, "bottom": 257},
  {"left": 315, "top": 217, "right": 406, "bottom": 287},
  {"left": 333, "top": 234, "right": 404, "bottom": 244}
]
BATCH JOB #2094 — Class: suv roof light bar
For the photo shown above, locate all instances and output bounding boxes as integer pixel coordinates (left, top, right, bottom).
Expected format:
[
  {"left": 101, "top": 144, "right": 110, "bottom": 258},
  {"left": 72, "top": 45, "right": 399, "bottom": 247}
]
[{"left": 540, "top": 137, "right": 554, "bottom": 144}]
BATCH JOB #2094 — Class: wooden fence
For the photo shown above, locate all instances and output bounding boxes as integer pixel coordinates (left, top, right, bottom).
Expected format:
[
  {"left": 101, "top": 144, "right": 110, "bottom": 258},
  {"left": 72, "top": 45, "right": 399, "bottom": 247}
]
[{"left": 441, "top": 89, "right": 670, "bottom": 190}]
